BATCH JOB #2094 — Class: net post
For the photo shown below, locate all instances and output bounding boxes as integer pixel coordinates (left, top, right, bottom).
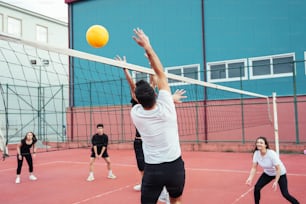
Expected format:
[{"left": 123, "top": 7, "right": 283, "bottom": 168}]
[{"left": 272, "top": 92, "right": 279, "bottom": 156}]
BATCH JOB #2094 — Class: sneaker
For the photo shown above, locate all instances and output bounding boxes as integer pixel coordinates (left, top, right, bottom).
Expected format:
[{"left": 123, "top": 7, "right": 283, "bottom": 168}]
[
  {"left": 158, "top": 188, "right": 170, "bottom": 204},
  {"left": 2, "top": 153, "right": 9, "bottom": 161},
  {"left": 15, "top": 177, "right": 21, "bottom": 184},
  {"left": 29, "top": 174, "right": 37, "bottom": 181},
  {"left": 133, "top": 184, "right": 141, "bottom": 191},
  {"left": 87, "top": 175, "right": 95, "bottom": 181},
  {"left": 107, "top": 174, "right": 116, "bottom": 179}
]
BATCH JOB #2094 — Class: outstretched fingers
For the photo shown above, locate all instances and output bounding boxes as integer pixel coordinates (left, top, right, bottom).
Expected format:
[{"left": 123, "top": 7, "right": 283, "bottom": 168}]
[
  {"left": 173, "top": 89, "right": 187, "bottom": 103},
  {"left": 132, "top": 28, "right": 150, "bottom": 48},
  {"left": 114, "top": 55, "right": 126, "bottom": 62}
]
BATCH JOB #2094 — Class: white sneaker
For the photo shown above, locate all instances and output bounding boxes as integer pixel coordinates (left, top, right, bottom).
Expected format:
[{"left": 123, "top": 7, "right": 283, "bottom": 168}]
[
  {"left": 107, "top": 174, "right": 116, "bottom": 179},
  {"left": 133, "top": 184, "right": 141, "bottom": 191},
  {"left": 87, "top": 175, "right": 95, "bottom": 181},
  {"left": 158, "top": 188, "right": 170, "bottom": 204},
  {"left": 29, "top": 174, "right": 37, "bottom": 181},
  {"left": 15, "top": 177, "right": 21, "bottom": 184}
]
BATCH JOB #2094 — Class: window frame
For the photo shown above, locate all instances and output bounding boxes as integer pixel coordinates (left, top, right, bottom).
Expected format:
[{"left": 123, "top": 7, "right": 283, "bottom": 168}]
[
  {"left": 207, "top": 58, "right": 247, "bottom": 82},
  {"left": 132, "top": 71, "right": 150, "bottom": 83},
  {"left": 304, "top": 51, "right": 306, "bottom": 75},
  {"left": 0, "top": 14, "right": 3, "bottom": 32},
  {"left": 249, "top": 53, "right": 295, "bottom": 80},
  {"left": 7, "top": 16, "right": 22, "bottom": 37},
  {"left": 165, "top": 64, "right": 200, "bottom": 86},
  {"left": 36, "top": 24, "right": 48, "bottom": 43}
]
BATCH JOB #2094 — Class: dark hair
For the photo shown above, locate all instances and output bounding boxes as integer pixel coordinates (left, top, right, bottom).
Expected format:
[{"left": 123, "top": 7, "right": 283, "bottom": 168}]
[
  {"left": 97, "top": 124, "right": 104, "bottom": 128},
  {"left": 253, "top": 136, "right": 270, "bottom": 152},
  {"left": 135, "top": 80, "right": 156, "bottom": 109},
  {"left": 22, "top": 132, "right": 37, "bottom": 144}
]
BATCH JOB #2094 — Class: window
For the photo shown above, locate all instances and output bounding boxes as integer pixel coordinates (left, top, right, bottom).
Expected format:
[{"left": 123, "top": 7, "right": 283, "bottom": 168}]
[
  {"left": 304, "top": 52, "right": 306, "bottom": 75},
  {"left": 132, "top": 64, "right": 200, "bottom": 86},
  {"left": 165, "top": 64, "right": 200, "bottom": 85},
  {"left": 7, "top": 17, "right": 22, "bottom": 37},
  {"left": 0, "top": 14, "right": 3, "bottom": 32},
  {"left": 135, "top": 72, "right": 149, "bottom": 82},
  {"left": 252, "top": 59, "right": 270, "bottom": 76},
  {"left": 36, "top": 25, "right": 48, "bottom": 42},
  {"left": 249, "top": 53, "right": 294, "bottom": 79},
  {"left": 207, "top": 59, "right": 247, "bottom": 82}
]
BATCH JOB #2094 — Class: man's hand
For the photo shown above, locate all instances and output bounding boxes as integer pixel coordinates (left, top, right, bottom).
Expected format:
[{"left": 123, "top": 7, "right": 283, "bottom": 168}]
[
  {"left": 132, "top": 28, "right": 151, "bottom": 50},
  {"left": 133, "top": 28, "right": 169, "bottom": 92},
  {"left": 173, "top": 89, "right": 187, "bottom": 103},
  {"left": 114, "top": 55, "right": 126, "bottom": 63}
]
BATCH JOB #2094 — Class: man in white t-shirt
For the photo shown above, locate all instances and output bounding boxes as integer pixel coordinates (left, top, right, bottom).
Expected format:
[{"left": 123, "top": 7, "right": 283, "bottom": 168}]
[
  {"left": 131, "top": 28, "right": 186, "bottom": 204},
  {"left": 0, "top": 127, "right": 9, "bottom": 161}
]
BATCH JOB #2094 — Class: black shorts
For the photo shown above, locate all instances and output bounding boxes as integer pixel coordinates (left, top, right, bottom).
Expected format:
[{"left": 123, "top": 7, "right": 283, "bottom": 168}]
[
  {"left": 134, "top": 138, "right": 145, "bottom": 171},
  {"left": 141, "top": 156, "right": 185, "bottom": 203},
  {"left": 90, "top": 149, "right": 109, "bottom": 158}
]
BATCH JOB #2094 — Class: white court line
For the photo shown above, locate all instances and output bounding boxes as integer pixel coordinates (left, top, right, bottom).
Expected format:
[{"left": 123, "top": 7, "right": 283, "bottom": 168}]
[
  {"left": 187, "top": 167, "right": 249, "bottom": 174},
  {"left": 70, "top": 160, "right": 301, "bottom": 176},
  {"left": 231, "top": 187, "right": 254, "bottom": 204},
  {"left": 186, "top": 167, "right": 306, "bottom": 177},
  {"left": 71, "top": 184, "right": 132, "bottom": 204},
  {"left": 2, "top": 160, "right": 306, "bottom": 177},
  {"left": 58, "top": 161, "right": 306, "bottom": 177},
  {"left": 182, "top": 167, "right": 306, "bottom": 177},
  {"left": 0, "top": 161, "right": 61, "bottom": 173}
]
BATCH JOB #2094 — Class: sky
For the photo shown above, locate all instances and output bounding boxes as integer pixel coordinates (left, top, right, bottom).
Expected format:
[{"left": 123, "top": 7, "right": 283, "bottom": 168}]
[{"left": 4, "top": 0, "right": 68, "bottom": 22}]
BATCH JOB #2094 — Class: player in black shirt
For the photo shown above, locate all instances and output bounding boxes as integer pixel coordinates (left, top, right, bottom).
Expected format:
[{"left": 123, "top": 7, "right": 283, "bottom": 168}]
[
  {"left": 87, "top": 124, "right": 116, "bottom": 181},
  {"left": 15, "top": 131, "right": 38, "bottom": 184}
]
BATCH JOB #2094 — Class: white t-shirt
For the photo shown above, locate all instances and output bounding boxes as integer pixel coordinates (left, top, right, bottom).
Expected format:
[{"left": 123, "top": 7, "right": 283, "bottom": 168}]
[
  {"left": 0, "top": 128, "right": 6, "bottom": 152},
  {"left": 131, "top": 90, "right": 181, "bottom": 164},
  {"left": 253, "top": 149, "right": 286, "bottom": 176}
]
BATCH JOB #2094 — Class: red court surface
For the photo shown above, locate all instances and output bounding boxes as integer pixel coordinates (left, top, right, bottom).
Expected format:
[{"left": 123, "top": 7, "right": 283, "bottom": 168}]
[{"left": 1, "top": 148, "right": 305, "bottom": 204}]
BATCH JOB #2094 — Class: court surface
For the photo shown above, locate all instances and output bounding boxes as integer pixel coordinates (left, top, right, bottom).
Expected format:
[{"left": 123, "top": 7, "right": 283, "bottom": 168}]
[{"left": 1, "top": 148, "right": 305, "bottom": 204}]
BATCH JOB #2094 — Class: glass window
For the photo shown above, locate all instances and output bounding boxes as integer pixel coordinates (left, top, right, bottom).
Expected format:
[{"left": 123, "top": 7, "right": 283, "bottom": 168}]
[
  {"left": 305, "top": 52, "right": 306, "bottom": 75},
  {"left": 184, "top": 67, "right": 198, "bottom": 80},
  {"left": 166, "top": 64, "right": 200, "bottom": 85},
  {"left": 252, "top": 59, "right": 270, "bottom": 76},
  {"left": 36, "top": 25, "right": 48, "bottom": 42},
  {"left": 207, "top": 59, "right": 247, "bottom": 82},
  {"left": 228, "top": 62, "right": 245, "bottom": 78},
  {"left": 273, "top": 56, "right": 293, "bottom": 74},
  {"left": 249, "top": 53, "right": 294, "bottom": 79},
  {"left": 8, "top": 17, "right": 22, "bottom": 37},
  {"left": 210, "top": 64, "right": 226, "bottom": 80},
  {"left": 168, "top": 69, "right": 181, "bottom": 84},
  {"left": 0, "top": 14, "right": 3, "bottom": 32},
  {"left": 135, "top": 72, "right": 148, "bottom": 82}
]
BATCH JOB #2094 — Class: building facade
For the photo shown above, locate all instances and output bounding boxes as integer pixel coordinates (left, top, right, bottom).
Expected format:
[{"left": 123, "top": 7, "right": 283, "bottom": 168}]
[
  {"left": 0, "top": 2, "right": 69, "bottom": 143},
  {"left": 0, "top": 1, "right": 68, "bottom": 46},
  {"left": 65, "top": 0, "right": 305, "bottom": 145}
]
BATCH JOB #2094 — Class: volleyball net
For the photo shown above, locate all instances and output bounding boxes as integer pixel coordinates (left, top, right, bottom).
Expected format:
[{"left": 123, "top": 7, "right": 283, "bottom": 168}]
[{"left": 0, "top": 33, "right": 275, "bottom": 154}]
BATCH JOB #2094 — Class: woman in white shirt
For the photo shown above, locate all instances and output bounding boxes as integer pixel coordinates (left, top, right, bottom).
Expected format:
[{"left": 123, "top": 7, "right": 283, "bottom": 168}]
[{"left": 246, "top": 136, "right": 299, "bottom": 204}]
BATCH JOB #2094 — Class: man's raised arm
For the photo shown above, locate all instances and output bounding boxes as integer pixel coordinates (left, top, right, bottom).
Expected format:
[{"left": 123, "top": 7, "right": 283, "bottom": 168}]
[{"left": 132, "top": 28, "right": 170, "bottom": 92}]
